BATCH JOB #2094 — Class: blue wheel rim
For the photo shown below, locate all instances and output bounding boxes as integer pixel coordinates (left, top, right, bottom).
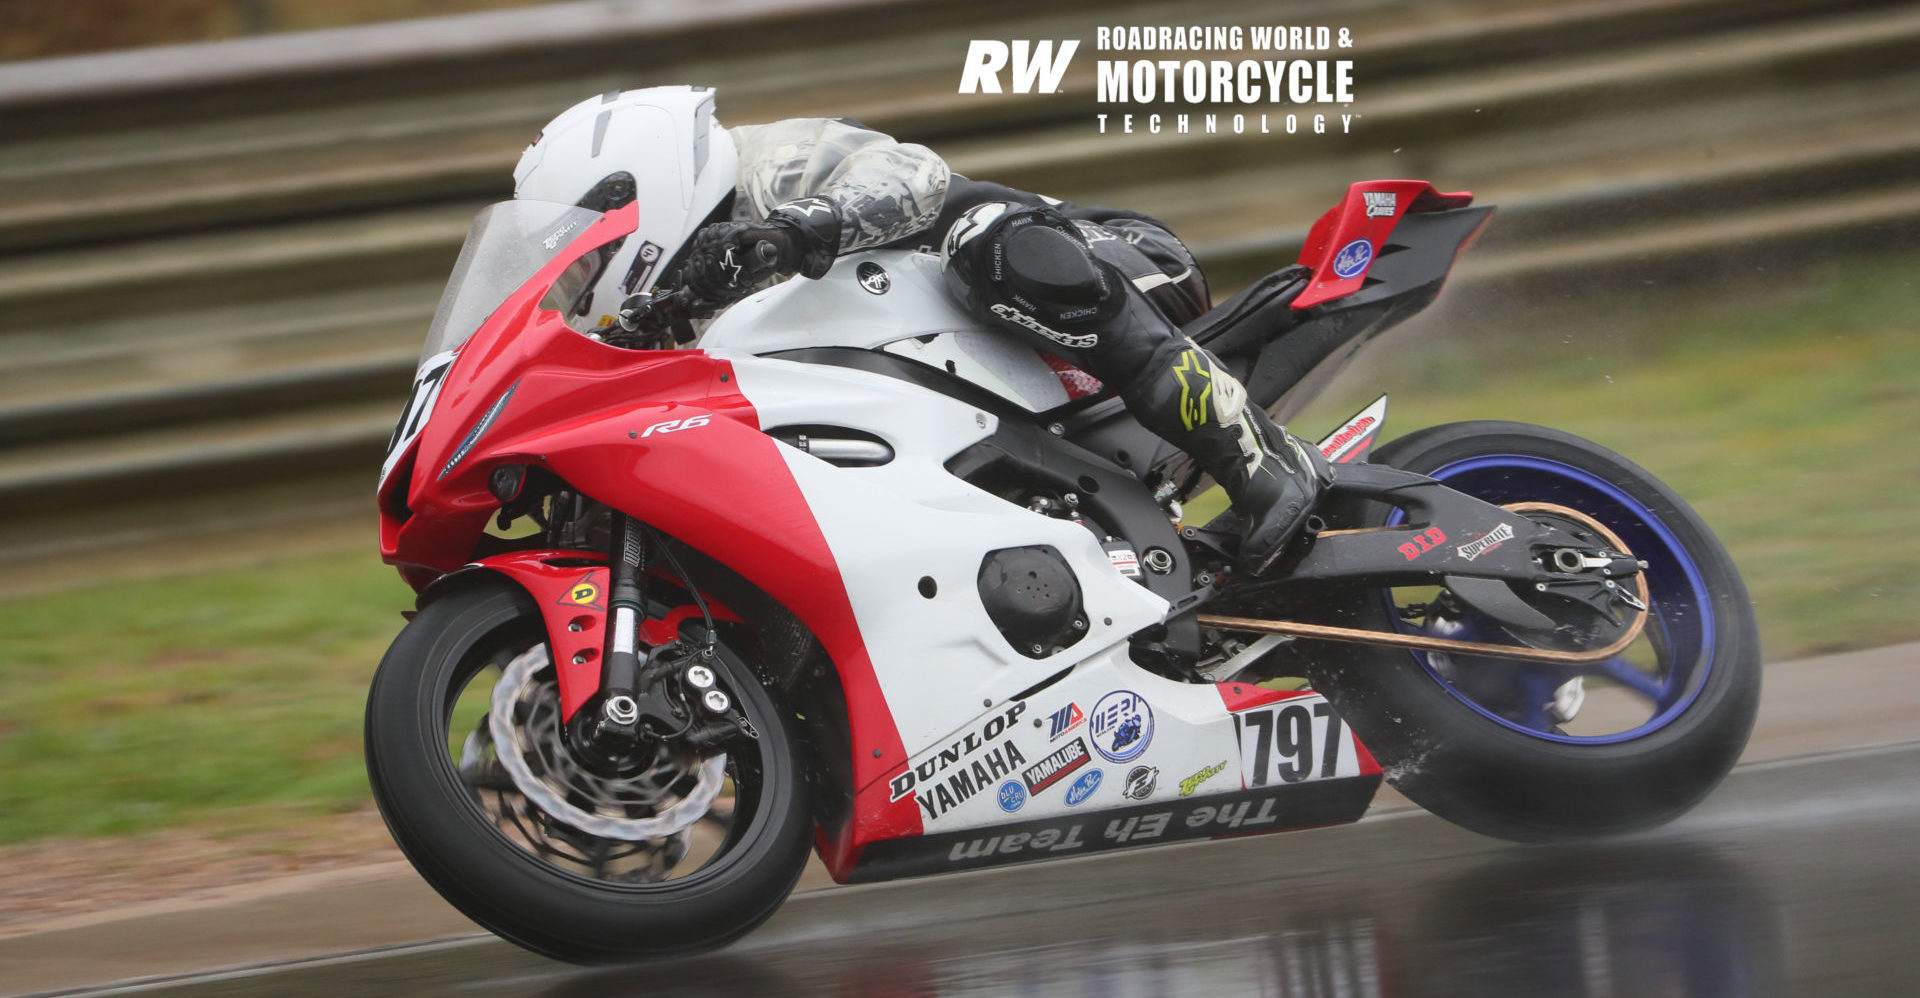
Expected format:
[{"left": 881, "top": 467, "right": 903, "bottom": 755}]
[{"left": 1384, "top": 454, "right": 1716, "bottom": 745}]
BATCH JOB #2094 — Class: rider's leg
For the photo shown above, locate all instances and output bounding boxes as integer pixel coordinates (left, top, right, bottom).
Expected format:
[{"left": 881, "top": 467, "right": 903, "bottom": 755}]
[{"left": 942, "top": 203, "right": 1327, "bottom": 573}]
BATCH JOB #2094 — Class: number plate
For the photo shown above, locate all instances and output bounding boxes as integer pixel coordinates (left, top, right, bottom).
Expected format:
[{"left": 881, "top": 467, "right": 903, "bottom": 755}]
[
  {"left": 1233, "top": 693, "right": 1364, "bottom": 787},
  {"left": 381, "top": 350, "right": 457, "bottom": 485}
]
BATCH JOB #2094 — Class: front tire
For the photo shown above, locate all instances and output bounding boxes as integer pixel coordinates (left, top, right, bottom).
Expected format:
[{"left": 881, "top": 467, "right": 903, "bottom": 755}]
[
  {"left": 1306, "top": 421, "right": 1761, "bottom": 841},
  {"left": 364, "top": 584, "right": 812, "bottom": 962}
]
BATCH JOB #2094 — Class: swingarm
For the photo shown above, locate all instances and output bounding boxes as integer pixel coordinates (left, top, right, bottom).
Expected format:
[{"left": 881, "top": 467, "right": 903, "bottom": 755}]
[{"left": 1193, "top": 463, "right": 1651, "bottom": 664}]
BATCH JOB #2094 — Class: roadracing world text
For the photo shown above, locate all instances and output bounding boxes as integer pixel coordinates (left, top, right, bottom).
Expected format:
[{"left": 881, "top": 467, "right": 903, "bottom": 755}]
[{"left": 957, "top": 26, "right": 1358, "bottom": 137}]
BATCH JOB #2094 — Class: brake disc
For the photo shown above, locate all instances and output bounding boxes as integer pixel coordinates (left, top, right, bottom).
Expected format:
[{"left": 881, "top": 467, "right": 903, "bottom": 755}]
[{"left": 484, "top": 645, "right": 726, "bottom": 842}]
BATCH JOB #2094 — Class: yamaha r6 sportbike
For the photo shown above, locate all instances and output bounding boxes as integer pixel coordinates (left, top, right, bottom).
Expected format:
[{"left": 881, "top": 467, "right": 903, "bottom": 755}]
[{"left": 367, "top": 180, "right": 1759, "bottom": 962}]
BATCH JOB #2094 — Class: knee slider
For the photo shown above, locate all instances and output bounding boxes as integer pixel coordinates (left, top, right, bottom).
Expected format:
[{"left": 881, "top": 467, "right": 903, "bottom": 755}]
[{"left": 943, "top": 203, "right": 1123, "bottom": 329}]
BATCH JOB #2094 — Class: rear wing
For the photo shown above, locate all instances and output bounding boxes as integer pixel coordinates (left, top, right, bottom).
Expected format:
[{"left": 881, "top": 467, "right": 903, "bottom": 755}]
[{"left": 1293, "top": 181, "right": 1479, "bottom": 310}]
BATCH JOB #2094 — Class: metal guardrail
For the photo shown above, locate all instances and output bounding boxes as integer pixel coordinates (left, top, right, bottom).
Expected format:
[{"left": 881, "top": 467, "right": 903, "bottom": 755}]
[{"left": 0, "top": 0, "right": 1914, "bottom": 556}]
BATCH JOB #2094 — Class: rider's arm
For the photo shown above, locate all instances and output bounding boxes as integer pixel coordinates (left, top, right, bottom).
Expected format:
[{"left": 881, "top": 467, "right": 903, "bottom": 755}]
[{"left": 731, "top": 118, "right": 952, "bottom": 260}]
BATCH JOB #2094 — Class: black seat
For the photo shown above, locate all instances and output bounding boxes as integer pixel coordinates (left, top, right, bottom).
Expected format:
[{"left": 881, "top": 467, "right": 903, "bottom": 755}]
[{"left": 1183, "top": 264, "right": 1311, "bottom": 353}]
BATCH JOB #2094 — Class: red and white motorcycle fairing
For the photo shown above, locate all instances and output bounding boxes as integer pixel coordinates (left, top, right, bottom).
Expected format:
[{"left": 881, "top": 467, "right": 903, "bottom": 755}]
[{"left": 380, "top": 202, "right": 1381, "bottom": 886}]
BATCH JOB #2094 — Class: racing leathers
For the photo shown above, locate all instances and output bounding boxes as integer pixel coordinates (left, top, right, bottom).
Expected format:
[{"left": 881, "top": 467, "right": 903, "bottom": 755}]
[{"left": 683, "top": 118, "right": 1326, "bottom": 573}]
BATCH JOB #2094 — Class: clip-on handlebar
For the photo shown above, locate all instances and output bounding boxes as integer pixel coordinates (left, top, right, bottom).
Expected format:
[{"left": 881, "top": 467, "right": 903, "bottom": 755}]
[{"left": 605, "top": 240, "right": 781, "bottom": 349}]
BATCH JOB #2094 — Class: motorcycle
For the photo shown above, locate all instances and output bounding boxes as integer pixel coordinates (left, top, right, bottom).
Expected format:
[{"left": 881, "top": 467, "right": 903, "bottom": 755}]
[{"left": 366, "top": 179, "right": 1759, "bottom": 962}]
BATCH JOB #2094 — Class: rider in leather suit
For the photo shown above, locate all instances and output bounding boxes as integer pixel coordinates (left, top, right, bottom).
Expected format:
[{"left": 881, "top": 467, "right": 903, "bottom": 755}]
[{"left": 683, "top": 118, "right": 1327, "bottom": 574}]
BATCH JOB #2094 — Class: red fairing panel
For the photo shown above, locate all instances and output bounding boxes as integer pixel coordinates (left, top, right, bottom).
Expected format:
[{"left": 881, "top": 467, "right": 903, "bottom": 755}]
[
  {"left": 1292, "top": 180, "right": 1474, "bottom": 310},
  {"left": 378, "top": 201, "right": 920, "bottom": 872},
  {"left": 471, "top": 553, "right": 742, "bottom": 720},
  {"left": 502, "top": 376, "right": 927, "bottom": 860}
]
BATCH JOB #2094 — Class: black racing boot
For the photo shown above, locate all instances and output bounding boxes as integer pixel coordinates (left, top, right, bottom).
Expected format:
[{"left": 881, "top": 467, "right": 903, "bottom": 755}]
[
  {"left": 1121, "top": 344, "right": 1328, "bottom": 575},
  {"left": 1207, "top": 406, "right": 1329, "bottom": 574}
]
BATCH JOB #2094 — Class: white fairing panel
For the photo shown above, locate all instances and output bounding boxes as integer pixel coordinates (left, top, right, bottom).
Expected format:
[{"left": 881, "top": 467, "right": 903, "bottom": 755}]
[
  {"left": 701, "top": 250, "right": 1069, "bottom": 411},
  {"left": 720, "top": 354, "right": 1168, "bottom": 755},
  {"left": 873, "top": 648, "right": 1369, "bottom": 833}
]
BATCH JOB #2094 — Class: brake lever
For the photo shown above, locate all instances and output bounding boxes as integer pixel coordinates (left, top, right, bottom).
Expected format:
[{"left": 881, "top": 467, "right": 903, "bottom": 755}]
[{"left": 609, "top": 287, "right": 707, "bottom": 347}]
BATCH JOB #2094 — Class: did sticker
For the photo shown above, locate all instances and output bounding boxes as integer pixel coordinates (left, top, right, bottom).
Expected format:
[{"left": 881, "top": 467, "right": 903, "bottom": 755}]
[{"left": 1088, "top": 690, "right": 1153, "bottom": 764}]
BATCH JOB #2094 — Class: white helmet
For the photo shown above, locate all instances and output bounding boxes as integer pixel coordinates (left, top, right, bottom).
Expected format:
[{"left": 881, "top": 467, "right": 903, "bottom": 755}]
[{"left": 513, "top": 85, "right": 739, "bottom": 327}]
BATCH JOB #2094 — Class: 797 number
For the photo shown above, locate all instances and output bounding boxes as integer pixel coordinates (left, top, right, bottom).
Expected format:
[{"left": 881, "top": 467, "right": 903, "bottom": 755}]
[{"left": 1239, "top": 700, "right": 1348, "bottom": 786}]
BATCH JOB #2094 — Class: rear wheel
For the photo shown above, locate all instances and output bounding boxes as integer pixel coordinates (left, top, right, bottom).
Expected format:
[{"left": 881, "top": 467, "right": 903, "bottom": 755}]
[
  {"left": 1305, "top": 421, "right": 1760, "bottom": 841},
  {"left": 364, "top": 584, "right": 812, "bottom": 962}
]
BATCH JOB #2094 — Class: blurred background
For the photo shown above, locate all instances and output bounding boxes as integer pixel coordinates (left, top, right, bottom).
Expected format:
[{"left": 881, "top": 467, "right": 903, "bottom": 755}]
[{"left": 0, "top": 0, "right": 1914, "bottom": 983}]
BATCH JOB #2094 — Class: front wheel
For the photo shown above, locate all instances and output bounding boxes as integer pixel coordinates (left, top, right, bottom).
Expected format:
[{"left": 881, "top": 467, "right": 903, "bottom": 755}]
[
  {"left": 364, "top": 584, "right": 813, "bottom": 962},
  {"left": 1305, "top": 421, "right": 1761, "bottom": 841}
]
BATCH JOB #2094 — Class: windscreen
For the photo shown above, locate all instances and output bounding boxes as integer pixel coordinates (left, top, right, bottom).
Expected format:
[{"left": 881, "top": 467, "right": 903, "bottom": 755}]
[{"left": 420, "top": 200, "right": 605, "bottom": 362}]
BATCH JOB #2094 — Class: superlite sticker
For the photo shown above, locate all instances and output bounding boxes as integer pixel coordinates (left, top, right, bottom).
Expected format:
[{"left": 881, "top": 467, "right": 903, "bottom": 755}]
[{"left": 1456, "top": 522, "right": 1516, "bottom": 562}]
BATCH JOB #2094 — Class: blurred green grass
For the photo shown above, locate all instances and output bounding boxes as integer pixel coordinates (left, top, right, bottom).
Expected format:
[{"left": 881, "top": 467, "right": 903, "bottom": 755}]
[
  {"left": 0, "top": 251, "right": 1915, "bottom": 845},
  {"left": 0, "top": 553, "right": 408, "bottom": 842}
]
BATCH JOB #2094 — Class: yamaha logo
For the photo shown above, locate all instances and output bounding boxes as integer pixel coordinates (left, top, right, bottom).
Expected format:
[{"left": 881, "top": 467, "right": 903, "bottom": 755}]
[{"left": 857, "top": 261, "right": 891, "bottom": 295}]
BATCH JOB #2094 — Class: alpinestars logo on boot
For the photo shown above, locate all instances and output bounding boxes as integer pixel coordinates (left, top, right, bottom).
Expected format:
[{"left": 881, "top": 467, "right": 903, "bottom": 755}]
[{"left": 1172, "top": 350, "right": 1213, "bottom": 430}]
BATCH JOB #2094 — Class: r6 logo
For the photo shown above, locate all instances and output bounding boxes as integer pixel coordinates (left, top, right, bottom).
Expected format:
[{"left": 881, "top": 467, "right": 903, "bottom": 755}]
[{"left": 640, "top": 414, "right": 711, "bottom": 438}]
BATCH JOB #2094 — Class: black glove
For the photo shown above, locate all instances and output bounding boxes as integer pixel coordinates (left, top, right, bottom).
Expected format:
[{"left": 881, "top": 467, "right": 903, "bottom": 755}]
[
  {"left": 682, "top": 221, "right": 796, "bottom": 305},
  {"left": 682, "top": 197, "right": 843, "bottom": 306}
]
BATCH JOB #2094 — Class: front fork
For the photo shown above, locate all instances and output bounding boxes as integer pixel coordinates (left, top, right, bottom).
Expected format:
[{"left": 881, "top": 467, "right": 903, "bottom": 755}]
[
  {"left": 583, "top": 514, "right": 755, "bottom": 754},
  {"left": 596, "top": 515, "right": 649, "bottom": 730}
]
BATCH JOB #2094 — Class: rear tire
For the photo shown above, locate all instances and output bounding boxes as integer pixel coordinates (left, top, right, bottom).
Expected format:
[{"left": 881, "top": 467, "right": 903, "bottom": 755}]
[
  {"left": 364, "top": 584, "right": 812, "bottom": 962},
  {"left": 1305, "top": 421, "right": 1760, "bottom": 841}
]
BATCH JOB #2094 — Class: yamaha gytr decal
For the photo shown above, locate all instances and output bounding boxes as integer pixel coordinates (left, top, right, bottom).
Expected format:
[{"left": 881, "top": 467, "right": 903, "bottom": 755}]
[{"left": 956, "top": 26, "right": 1362, "bottom": 138}]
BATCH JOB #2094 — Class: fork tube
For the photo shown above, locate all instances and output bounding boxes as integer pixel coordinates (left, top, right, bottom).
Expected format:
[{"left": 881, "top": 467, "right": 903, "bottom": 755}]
[{"left": 599, "top": 514, "right": 647, "bottom": 724}]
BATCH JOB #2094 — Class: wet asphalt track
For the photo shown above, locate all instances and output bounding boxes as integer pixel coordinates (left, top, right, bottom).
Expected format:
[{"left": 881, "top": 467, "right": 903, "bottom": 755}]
[{"left": 60, "top": 741, "right": 1920, "bottom": 998}]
